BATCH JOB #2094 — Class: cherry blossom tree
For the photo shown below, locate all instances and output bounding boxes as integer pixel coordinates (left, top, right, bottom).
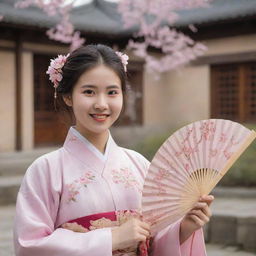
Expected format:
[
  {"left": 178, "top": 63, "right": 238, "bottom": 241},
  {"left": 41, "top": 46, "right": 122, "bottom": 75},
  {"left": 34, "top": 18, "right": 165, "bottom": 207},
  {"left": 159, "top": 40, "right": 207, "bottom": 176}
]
[
  {"left": 14, "top": 0, "right": 85, "bottom": 51},
  {"left": 12, "top": 0, "right": 212, "bottom": 73},
  {"left": 118, "top": 0, "right": 212, "bottom": 74}
]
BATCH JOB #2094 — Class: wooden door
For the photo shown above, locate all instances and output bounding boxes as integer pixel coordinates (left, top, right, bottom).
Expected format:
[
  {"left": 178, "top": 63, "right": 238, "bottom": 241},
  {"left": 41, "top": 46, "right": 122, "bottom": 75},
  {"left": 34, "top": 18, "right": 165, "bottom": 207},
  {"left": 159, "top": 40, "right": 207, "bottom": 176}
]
[
  {"left": 34, "top": 54, "right": 69, "bottom": 147},
  {"left": 115, "top": 61, "right": 143, "bottom": 126},
  {"left": 211, "top": 62, "right": 256, "bottom": 122}
]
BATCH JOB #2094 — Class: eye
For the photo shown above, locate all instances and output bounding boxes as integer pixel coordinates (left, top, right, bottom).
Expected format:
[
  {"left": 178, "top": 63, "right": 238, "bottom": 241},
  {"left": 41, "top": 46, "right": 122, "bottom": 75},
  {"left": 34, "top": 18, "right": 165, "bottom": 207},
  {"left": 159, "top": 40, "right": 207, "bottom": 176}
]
[
  {"left": 108, "top": 90, "right": 119, "bottom": 96},
  {"left": 83, "top": 89, "right": 94, "bottom": 96}
]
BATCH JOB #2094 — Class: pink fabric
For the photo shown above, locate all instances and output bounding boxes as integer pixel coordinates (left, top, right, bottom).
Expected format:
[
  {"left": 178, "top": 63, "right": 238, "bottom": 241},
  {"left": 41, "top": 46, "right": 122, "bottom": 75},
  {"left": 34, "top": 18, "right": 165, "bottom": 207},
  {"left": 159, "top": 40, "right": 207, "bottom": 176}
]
[
  {"left": 152, "top": 219, "right": 206, "bottom": 256},
  {"left": 14, "top": 127, "right": 207, "bottom": 256}
]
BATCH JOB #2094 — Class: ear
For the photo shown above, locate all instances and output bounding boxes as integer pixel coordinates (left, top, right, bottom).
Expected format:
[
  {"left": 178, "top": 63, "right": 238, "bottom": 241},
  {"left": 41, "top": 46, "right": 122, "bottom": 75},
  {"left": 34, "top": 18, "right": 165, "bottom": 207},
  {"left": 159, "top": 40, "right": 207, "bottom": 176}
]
[{"left": 62, "top": 95, "right": 73, "bottom": 107}]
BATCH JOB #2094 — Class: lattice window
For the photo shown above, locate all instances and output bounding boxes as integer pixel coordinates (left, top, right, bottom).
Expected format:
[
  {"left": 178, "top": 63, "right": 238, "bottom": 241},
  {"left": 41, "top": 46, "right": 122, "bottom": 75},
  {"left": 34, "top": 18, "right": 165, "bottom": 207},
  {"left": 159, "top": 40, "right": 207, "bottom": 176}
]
[
  {"left": 245, "top": 63, "right": 256, "bottom": 121},
  {"left": 211, "top": 62, "right": 256, "bottom": 122}
]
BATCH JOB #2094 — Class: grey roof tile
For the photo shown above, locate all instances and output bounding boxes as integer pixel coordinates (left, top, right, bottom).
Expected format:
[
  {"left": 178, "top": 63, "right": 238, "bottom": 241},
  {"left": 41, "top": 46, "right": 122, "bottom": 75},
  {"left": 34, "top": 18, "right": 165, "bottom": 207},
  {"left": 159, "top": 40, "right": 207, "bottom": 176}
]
[
  {"left": 176, "top": 0, "right": 256, "bottom": 26},
  {"left": 0, "top": 0, "right": 256, "bottom": 36}
]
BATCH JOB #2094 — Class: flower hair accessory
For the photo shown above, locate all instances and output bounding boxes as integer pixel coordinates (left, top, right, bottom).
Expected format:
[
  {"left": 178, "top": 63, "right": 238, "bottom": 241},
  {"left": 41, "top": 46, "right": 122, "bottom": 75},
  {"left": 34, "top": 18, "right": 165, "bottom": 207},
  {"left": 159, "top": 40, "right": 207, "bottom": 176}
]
[
  {"left": 115, "top": 51, "right": 129, "bottom": 72},
  {"left": 46, "top": 53, "right": 69, "bottom": 98}
]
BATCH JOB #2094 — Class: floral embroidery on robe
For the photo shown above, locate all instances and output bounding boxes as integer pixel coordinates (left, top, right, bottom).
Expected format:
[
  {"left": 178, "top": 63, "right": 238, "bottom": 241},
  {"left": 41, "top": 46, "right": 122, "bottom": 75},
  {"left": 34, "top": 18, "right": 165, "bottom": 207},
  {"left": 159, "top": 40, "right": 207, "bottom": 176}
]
[
  {"left": 111, "top": 168, "right": 141, "bottom": 192},
  {"left": 67, "top": 171, "right": 95, "bottom": 202}
]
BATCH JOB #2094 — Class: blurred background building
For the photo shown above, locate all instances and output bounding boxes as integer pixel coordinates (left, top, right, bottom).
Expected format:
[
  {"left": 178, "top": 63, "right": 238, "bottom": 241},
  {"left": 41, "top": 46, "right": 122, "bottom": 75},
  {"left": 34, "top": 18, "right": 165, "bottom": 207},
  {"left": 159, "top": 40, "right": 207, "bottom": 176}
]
[{"left": 0, "top": 0, "right": 256, "bottom": 152}]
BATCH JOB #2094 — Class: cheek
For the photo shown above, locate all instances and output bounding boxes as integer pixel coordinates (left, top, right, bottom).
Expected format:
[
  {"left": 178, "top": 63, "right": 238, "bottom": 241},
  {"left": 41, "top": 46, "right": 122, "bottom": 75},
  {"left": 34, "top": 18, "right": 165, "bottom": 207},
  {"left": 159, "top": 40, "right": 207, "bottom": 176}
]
[
  {"left": 72, "top": 96, "right": 91, "bottom": 115},
  {"left": 113, "top": 97, "right": 123, "bottom": 113}
]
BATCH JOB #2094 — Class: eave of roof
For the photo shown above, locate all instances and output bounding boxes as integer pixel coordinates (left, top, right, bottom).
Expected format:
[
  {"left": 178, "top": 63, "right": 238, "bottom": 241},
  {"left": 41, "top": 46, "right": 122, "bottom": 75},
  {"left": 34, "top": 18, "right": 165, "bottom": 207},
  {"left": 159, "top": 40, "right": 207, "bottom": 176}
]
[
  {"left": 0, "top": 0, "right": 256, "bottom": 37},
  {"left": 0, "top": 0, "right": 134, "bottom": 37},
  {"left": 175, "top": 0, "right": 256, "bottom": 27}
]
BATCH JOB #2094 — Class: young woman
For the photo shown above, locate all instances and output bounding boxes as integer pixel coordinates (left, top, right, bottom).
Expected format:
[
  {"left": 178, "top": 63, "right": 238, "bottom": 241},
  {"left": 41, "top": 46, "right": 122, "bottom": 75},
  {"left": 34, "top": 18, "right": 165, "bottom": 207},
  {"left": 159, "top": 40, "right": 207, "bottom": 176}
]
[{"left": 14, "top": 44, "right": 213, "bottom": 256}]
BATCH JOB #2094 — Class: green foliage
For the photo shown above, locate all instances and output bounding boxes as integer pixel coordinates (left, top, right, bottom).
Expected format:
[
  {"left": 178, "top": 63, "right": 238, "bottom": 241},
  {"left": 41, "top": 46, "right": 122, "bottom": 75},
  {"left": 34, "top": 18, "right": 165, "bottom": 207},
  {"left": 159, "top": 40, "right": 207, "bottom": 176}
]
[
  {"left": 133, "top": 123, "right": 256, "bottom": 187},
  {"left": 219, "top": 123, "right": 256, "bottom": 187},
  {"left": 133, "top": 131, "right": 172, "bottom": 161}
]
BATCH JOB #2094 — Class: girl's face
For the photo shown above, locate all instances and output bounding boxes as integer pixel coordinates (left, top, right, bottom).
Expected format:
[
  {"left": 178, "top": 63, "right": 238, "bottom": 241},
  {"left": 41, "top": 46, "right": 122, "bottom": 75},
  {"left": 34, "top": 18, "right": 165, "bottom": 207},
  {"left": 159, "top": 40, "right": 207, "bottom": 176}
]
[{"left": 64, "top": 64, "right": 123, "bottom": 138}]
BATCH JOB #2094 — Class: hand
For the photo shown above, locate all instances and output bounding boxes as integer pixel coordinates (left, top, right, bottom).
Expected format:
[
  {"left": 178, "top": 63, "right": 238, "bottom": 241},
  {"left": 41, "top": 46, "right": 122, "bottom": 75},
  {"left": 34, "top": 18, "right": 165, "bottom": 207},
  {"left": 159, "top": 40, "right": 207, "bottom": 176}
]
[
  {"left": 111, "top": 218, "right": 151, "bottom": 251},
  {"left": 180, "top": 195, "right": 214, "bottom": 244},
  {"left": 61, "top": 222, "right": 88, "bottom": 233}
]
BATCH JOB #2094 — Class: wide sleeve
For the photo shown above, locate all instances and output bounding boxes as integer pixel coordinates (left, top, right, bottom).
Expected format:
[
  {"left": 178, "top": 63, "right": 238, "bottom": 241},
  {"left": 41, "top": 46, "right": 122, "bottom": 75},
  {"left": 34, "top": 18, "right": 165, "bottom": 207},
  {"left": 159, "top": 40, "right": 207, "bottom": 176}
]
[
  {"left": 13, "top": 156, "right": 113, "bottom": 256},
  {"left": 150, "top": 219, "right": 207, "bottom": 256}
]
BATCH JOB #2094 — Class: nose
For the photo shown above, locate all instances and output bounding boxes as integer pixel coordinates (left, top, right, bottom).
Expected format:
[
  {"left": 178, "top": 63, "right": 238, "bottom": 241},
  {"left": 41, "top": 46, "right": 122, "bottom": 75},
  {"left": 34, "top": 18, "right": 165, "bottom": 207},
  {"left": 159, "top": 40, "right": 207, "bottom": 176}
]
[{"left": 94, "top": 95, "right": 108, "bottom": 111}]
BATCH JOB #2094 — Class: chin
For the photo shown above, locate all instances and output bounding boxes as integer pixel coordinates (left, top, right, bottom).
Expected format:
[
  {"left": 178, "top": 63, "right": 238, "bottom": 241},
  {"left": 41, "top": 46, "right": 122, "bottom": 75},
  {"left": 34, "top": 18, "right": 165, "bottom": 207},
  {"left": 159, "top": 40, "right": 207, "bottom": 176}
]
[{"left": 89, "top": 126, "right": 110, "bottom": 135}]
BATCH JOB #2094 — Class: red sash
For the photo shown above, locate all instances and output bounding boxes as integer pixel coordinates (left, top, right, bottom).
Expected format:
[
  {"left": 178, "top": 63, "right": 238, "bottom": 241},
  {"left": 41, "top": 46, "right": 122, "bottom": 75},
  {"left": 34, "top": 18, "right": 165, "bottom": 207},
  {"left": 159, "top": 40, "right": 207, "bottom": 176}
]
[{"left": 65, "top": 210, "right": 151, "bottom": 256}]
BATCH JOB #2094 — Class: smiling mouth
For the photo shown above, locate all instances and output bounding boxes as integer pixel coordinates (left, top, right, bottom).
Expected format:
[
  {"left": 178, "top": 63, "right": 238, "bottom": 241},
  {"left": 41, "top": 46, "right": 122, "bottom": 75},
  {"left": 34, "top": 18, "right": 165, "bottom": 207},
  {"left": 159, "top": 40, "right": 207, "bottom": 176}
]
[{"left": 89, "top": 114, "right": 110, "bottom": 121}]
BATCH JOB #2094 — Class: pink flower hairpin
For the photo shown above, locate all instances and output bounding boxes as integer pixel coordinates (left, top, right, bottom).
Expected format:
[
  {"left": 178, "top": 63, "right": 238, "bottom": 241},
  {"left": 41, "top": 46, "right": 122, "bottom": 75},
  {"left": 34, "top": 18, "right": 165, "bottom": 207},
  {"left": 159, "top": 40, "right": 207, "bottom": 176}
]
[
  {"left": 46, "top": 53, "right": 70, "bottom": 89},
  {"left": 116, "top": 51, "right": 129, "bottom": 72}
]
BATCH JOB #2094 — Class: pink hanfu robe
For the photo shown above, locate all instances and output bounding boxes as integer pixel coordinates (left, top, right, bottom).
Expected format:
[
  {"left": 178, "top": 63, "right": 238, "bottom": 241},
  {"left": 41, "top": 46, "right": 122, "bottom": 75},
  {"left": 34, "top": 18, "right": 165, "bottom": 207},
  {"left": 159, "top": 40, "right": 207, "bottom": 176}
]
[{"left": 14, "top": 127, "right": 207, "bottom": 256}]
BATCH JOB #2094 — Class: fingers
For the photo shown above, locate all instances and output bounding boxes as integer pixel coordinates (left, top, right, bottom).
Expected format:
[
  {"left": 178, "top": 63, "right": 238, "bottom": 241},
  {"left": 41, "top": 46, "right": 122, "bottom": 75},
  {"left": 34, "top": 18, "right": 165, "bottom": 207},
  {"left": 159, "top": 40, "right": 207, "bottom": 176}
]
[
  {"left": 188, "top": 214, "right": 206, "bottom": 227},
  {"left": 187, "top": 195, "right": 214, "bottom": 227},
  {"left": 139, "top": 220, "right": 151, "bottom": 232},
  {"left": 200, "top": 195, "right": 214, "bottom": 206},
  {"left": 132, "top": 219, "right": 151, "bottom": 238},
  {"left": 188, "top": 209, "right": 210, "bottom": 224},
  {"left": 112, "top": 218, "right": 151, "bottom": 250},
  {"left": 192, "top": 202, "right": 212, "bottom": 218},
  {"left": 136, "top": 233, "right": 149, "bottom": 243},
  {"left": 128, "top": 218, "right": 151, "bottom": 242},
  {"left": 192, "top": 194, "right": 214, "bottom": 216},
  {"left": 138, "top": 225, "right": 151, "bottom": 238}
]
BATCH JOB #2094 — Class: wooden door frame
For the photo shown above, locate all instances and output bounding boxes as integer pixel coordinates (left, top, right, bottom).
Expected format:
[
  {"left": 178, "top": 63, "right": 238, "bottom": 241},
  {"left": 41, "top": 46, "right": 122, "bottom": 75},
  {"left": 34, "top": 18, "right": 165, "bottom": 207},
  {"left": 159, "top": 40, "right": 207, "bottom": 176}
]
[{"left": 15, "top": 32, "right": 22, "bottom": 151}]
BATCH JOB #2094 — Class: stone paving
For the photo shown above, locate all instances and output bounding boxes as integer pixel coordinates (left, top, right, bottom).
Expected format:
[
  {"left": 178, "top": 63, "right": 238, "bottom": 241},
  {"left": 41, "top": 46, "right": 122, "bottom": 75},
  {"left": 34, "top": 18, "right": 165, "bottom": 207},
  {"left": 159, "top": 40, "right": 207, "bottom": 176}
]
[
  {"left": 0, "top": 206, "right": 15, "bottom": 256},
  {"left": 207, "top": 244, "right": 256, "bottom": 256},
  {"left": 1, "top": 204, "right": 256, "bottom": 256}
]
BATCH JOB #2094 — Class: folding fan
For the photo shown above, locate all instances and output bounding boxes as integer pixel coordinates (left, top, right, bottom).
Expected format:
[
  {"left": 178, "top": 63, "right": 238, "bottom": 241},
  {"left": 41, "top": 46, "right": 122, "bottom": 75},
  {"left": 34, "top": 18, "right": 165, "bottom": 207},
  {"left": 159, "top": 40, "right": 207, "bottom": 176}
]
[{"left": 142, "top": 119, "right": 256, "bottom": 234}]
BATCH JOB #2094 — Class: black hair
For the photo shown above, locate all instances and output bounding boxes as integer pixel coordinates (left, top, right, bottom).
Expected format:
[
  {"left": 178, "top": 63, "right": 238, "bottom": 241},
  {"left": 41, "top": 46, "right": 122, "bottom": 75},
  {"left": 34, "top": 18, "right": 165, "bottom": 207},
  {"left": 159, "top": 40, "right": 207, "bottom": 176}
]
[{"left": 58, "top": 44, "right": 127, "bottom": 95}]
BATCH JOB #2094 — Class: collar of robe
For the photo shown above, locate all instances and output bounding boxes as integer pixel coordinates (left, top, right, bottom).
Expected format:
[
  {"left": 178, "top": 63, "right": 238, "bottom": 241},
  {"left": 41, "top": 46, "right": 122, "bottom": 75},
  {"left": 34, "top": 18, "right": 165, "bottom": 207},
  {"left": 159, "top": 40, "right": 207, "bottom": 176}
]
[{"left": 63, "top": 127, "right": 120, "bottom": 175}]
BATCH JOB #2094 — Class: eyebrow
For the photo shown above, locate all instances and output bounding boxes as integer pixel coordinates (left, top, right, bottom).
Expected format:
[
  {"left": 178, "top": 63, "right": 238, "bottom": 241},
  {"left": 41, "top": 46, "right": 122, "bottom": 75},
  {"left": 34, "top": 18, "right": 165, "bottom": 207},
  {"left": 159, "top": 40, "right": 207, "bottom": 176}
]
[{"left": 81, "top": 85, "right": 120, "bottom": 89}]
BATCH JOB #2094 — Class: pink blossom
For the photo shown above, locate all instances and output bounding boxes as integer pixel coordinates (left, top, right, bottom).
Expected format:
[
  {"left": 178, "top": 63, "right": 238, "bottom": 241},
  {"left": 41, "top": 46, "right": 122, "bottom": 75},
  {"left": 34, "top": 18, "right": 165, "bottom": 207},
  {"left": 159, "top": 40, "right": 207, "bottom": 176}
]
[
  {"left": 79, "top": 172, "right": 95, "bottom": 185},
  {"left": 224, "top": 150, "right": 233, "bottom": 160},
  {"left": 111, "top": 168, "right": 140, "bottom": 190},
  {"left": 210, "top": 149, "right": 218, "bottom": 157},
  {"left": 67, "top": 183, "right": 79, "bottom": 202},
  {"left": 115, "top": 52, "right": 129, "bottom": 71},
  {"left": 189, "top": 24, "right": 198, "bottom": 33},
  {"left": 15, "top": 0, "right": 213, "bottom": 75},
  {"left": 155, "top": 169, "right": 170, "bottom": 181},
  {"left": 66, "top": 171, "right": 96, "bottom": 203},
  {"left": 219, "top": 133, "right": 228, "bottom": 143},
  {"left": 15, "top": 0, "right": 85, "bottom": 52},
  {"left": 118, "top": 0, "right": 213, "bottom": 74},
  {"left": 184, "top": 163, "right": 190, "bottom": 172},
  {"left": 200, "top": 121, "right": 216, "bottom": 141},
  {"left": 70, "top": 31, "right": 86, "bottom": 52},
  {"left": 46, "top": 53, "right": 69, "bottom": 88}
]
